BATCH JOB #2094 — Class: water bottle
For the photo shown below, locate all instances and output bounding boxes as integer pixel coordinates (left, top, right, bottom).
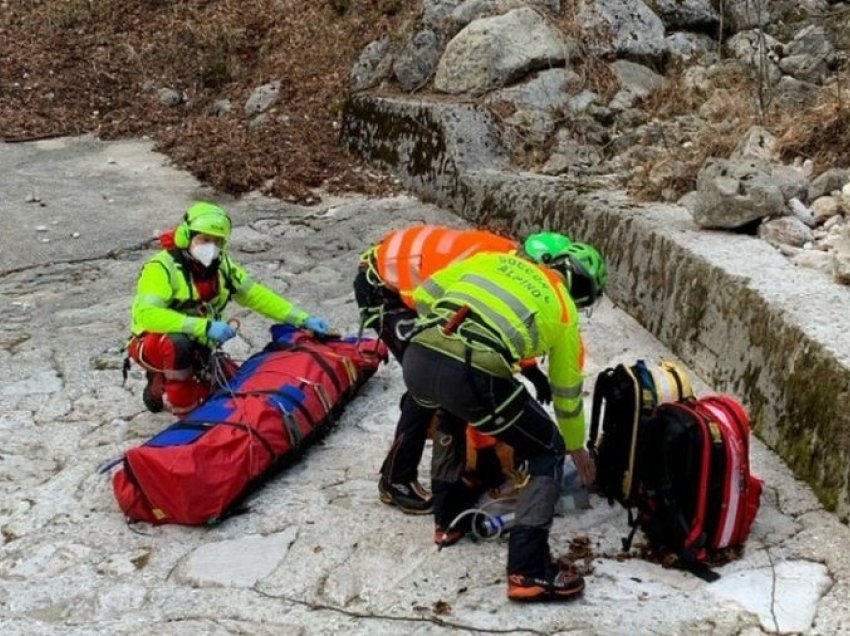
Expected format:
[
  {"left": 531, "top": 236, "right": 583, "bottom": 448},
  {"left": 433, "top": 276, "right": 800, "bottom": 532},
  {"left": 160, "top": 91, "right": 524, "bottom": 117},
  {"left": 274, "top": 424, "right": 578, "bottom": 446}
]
[
  {"left": 477, "top": 512, "right": 515, "bottom": 538},
  {"left": 558, "top": 464, "right": 591, "bottom": 513}
]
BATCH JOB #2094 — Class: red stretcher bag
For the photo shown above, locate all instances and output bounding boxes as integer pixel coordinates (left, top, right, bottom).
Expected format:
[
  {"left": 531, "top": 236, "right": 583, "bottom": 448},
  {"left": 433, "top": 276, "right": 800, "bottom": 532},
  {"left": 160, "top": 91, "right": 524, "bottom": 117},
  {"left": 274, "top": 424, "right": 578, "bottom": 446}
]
[{"left": 111, "top": 327, "right": 386, "bottom": 525}]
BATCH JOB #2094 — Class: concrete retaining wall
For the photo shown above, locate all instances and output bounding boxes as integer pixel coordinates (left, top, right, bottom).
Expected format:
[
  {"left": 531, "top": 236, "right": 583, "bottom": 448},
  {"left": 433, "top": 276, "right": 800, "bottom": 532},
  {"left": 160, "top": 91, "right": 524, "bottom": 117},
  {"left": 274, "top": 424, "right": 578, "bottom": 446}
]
[{"left": 343, "top": 94, "right": 850, "bottom": 521}]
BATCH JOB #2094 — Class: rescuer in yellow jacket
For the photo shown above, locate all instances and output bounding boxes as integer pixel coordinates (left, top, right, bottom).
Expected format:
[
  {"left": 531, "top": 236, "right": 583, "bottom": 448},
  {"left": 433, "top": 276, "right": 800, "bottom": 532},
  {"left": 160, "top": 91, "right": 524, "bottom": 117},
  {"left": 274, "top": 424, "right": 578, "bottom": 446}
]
[
  {"left": 128, "top": 202, "right": 330, "bottom": 415},
  {"left": 401, "top": 242, "right": 607, "bottom": 603},
  {"left": 354, "top": 225, "right": 559, "bottom": 515}
]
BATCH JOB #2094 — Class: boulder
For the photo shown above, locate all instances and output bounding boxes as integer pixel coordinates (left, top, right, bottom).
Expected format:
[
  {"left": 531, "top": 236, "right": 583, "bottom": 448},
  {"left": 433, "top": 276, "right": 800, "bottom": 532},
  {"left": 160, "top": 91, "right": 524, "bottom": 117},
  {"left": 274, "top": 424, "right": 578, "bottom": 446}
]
[
  {"left": 779, "top": 25, "right": 835, "bottom": 84},
  {"left": 434, "top": 8, "right": 571, "bottom": 94},
  {"left": 730, "top": 126, "right": 777, "bottom": 163},
  {"left": 722, "top": 0, "right": 771, "bottom": 32},
  {"left": 665, "top": 32, "right": 716, "bottom": 62},
  {"left": 770, "top": 165, "right": 810, "bottom": 203},
  {"left": 810, "top": 195, "right": 842, "bottom": 223},
  {"left": 350, "top": 38, "right": 394, "bottom": 91},
  {"left": 808, "top": 167, "right": 849, "bottom": 201},
  {"left": 486, "top": 68, "right": 580, "bottom": 111},
  {"left": 610, "top": 60, "right": 664, "bottom": 99},
  {"left": 727, "top": 31, "right": 782, "bottom": 85},
  {"left": 157, "top": 88, "right": 184, "bottom": 107},
  {"left": 832, "top": 236, "right": 850, "bottom": 284},
  {"left": 576, "top": 0, "right": 666, "bottom": 62},
  {"left": 210, "top": 99, "right": 232, "bottom": 117},
  {"left": 690, "top": 158, "right": 786, "bottom": 228},
  {"left": 646, "top": 0, "right": 718, "bottom": 30},
  {"left": 448, "top": 0, "right": 525, "bottom": 34},
  {"left": 393, "top": 30, "right": 443, "bottom": 91},
  {"left": 772, "top": 76, "right": 821, "bottom": 111},
  {"left": 784, "top": 25, "right": 834, "bottom": 59},
  {"left": 758, "top": 216, "right": 814, "bottom": 248},
  {"left": 423, "top": 0, "right": 464, "bottom": 31},
  {"left": 244, "top": 81, "right": 280, "bottom": 116}
]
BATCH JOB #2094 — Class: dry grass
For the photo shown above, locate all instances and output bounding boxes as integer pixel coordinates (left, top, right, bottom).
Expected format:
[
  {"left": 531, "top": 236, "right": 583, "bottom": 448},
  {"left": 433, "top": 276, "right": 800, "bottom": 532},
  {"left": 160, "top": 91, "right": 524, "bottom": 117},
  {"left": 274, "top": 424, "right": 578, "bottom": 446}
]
[
  {"left": 774, "top": 89, "right": 850, "bottom": 172},
  {"left": 0, "top": 0, "right": 417, "bottom": 202},
  {"left": 628, "top": 64, "right": 762, "bottom": 200}
]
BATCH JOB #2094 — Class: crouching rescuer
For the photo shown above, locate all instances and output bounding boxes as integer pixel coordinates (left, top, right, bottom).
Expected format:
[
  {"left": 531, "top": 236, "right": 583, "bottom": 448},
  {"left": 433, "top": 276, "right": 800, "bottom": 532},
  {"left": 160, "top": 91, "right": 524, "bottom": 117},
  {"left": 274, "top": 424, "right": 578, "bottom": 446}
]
[
  {"left": 401, "top": 244, "right": 606, "bottom": 602},
  {"left": 127, "top": 202, "right": 330, "bottom": 416}
]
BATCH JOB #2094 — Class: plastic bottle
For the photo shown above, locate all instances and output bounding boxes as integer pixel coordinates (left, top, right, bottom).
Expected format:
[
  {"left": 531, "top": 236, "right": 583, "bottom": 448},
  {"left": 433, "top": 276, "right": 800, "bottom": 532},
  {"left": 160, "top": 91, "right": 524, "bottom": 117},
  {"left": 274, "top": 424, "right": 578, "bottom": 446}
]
[
  {"left": 558, "top": 464, "right": 591, "bottom": 513},
  {"left": 477, "top": 512, "right": 515, "bottom": 538}
]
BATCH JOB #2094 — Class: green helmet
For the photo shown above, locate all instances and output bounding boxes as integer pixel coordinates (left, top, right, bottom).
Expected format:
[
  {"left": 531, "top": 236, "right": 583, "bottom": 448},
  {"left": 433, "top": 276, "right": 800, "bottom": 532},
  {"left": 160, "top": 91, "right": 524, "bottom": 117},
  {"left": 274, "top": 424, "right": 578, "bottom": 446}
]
[
  {"left": 175, "top": 202, "right": 232, "bottom": 248},
  {"left": 561, "top": 242, "right": 607, "bottom": 308},
  {"left": 523, "top": 232, "right": 572, "bottom": 264}
]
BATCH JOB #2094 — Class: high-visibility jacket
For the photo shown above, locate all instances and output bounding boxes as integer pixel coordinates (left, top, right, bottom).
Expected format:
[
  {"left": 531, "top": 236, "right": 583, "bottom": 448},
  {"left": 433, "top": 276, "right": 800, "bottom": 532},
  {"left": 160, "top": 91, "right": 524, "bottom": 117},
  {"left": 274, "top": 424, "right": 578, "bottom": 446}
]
[
  {"left": 131, "top": 249, "right": 309, "bottom": 346},
  {"left": 412, "top": 252, "right": 586, "bottom": 450},
  {"left": 365, "top": 225, "right": 518, "bottom": 309}
]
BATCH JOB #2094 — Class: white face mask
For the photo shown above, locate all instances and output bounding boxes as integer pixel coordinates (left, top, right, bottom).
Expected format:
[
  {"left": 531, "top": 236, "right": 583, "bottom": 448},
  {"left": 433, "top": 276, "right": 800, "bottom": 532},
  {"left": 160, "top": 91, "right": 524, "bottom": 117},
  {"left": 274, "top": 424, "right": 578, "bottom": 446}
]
[{"left": 190, "top": 242, "right": 220, "bottom": 267}]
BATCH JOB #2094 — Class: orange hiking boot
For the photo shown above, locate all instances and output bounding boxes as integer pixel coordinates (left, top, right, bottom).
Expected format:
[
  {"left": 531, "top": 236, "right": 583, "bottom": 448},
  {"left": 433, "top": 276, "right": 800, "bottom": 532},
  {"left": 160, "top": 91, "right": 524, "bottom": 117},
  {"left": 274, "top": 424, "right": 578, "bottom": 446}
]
[{"left": 507, "top": 568, "right": 585, "bottom": 602}]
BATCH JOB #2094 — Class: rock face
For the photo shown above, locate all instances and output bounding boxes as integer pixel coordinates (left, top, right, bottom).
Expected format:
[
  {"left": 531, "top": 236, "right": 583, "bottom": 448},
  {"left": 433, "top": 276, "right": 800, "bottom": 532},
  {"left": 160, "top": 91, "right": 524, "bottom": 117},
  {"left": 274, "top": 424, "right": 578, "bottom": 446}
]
[
  {"left": 722, "top": 0, "right": 771, "bottom": 32},
  {"left": 690, "top": 158, "right": 786, "bottom": 229},
  {"left": 576, "top": 0, "right": 667, "bottom": 61},
  {"left": 350, "top": 37, "right": 394, "bottom": 91},
  {"left": 393, "top": 29, "right": 443, "bottom": 91},
  {"left": 646, "top": 0, "right": 718, "bottom": 30},
  {"left": 434, "top": 7, "right": 571, "bottom": 94}
]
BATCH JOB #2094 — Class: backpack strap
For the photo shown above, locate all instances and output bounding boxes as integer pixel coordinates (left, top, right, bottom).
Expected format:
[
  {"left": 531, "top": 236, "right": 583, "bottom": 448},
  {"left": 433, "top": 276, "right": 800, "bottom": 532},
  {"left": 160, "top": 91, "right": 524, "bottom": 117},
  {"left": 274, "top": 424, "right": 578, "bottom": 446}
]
[
  {"left": 678, "top": 549, "right": 720, "bottom": 582},
  {"left": 588, "top": 369, "right": 614, "bottom": 453}
]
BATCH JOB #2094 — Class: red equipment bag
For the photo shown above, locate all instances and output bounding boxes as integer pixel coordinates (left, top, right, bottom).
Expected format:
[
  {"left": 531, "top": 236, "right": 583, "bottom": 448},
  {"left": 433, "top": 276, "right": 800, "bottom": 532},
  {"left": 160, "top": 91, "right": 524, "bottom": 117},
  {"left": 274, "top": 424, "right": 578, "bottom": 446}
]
[
  {"left": 111, "top": 326, "right": 387, "bottom": 525},
  {"left": 633, "top": 395, "right": 763, "bottom": 580}
]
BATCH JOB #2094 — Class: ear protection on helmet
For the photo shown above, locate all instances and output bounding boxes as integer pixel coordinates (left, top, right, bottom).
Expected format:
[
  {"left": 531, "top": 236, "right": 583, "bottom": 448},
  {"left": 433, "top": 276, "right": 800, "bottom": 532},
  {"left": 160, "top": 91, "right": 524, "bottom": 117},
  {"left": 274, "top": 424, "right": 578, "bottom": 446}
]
[
  {"left": 173, "top": 215, "right": 193, "bottom": 249},
  {"left": 173, "top": 204, "right": 232, "bottom": 249},
  {"left": 564, "top": 254, "right": 602, "bottom": 309}
]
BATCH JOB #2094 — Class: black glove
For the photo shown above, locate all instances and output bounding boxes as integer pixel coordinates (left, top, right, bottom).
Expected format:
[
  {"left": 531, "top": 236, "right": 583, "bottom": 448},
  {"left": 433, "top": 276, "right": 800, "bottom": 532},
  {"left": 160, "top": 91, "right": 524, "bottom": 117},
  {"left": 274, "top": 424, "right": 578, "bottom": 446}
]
[{"left": 521, "top": 364, "right": 552, "bottom": 405}]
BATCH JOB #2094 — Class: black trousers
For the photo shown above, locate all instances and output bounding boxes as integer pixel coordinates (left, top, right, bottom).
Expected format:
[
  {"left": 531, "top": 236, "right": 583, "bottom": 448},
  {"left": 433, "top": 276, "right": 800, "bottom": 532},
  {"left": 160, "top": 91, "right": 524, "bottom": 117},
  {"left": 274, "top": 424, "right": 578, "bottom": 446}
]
[
  {"left": 402, "top": 341, "right": 565, "bottom": 578},
  {"left": 353, "top": 267, "right": 429, "bottom": 484}
]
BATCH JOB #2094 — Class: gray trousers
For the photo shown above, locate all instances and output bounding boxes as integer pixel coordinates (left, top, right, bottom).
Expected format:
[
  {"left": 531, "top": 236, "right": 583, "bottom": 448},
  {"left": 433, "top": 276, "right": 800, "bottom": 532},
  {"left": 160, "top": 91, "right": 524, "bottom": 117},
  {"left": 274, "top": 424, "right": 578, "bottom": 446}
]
[{"left": 402, "top": 342, "right": 565, "bottom": 577}]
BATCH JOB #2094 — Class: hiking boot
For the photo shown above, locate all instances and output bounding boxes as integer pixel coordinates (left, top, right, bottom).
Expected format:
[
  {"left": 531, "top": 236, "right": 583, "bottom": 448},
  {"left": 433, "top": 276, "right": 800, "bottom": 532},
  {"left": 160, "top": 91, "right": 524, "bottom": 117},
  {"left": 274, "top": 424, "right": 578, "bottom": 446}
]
[
  {"left": 434, "top": 526, "right": 465, "bottom": 548},
  {"left": 378, "top": 477, "right": 433, "bottom": 514},
  {"left": 142, "top": 372, "right": 165, "bottom": 413},
  {"left": 506, "top": 568, "right": 585, "bottom": 602}
]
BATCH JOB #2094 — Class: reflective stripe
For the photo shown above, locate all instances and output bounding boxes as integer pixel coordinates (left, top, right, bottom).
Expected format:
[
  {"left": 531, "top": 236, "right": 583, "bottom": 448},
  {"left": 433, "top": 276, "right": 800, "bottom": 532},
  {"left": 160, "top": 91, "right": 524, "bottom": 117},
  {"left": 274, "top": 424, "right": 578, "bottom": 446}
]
[
  {"left": 381, "top": 230, "right": 406, "bottom": 287},
  {"left": 420, "top": 278, "right": 445, "bottom": 301},
  {"left": 407, "top": 226, "right": 438, "bottom": 287},
  {"left": 414, "top": 299, "right": 431, "bottom": 315},
  {"left": 446, "top": 291, "right": 525, "bottom": 355},
  {"left": 137, "top": 294, "right": 168, "bottom": 308},
  {"left": 555, "top": 401, "right": 584, "bottom": 419},
  {"left": 436, "top": 229, "right": 462, "bottom": 254},
  {"left": 553, "top": 383, "right": 583, "bottom": 399},
  {"left": 471, "top": 385, "right": 525, "bottom": 428},
  {"left": 461, "top": 274, "right": 539, "bottom": 350}
]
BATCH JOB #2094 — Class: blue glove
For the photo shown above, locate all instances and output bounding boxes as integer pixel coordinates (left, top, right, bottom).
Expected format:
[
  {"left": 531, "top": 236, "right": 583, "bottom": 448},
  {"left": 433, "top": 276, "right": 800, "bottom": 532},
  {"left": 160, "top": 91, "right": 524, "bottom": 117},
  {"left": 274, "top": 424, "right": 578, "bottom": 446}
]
[
  {"left": 304, "top": 316, "right": 330, "bottom": 335},
  {"left": 207, "top": 320, "right": 237, "bottom": 343}
]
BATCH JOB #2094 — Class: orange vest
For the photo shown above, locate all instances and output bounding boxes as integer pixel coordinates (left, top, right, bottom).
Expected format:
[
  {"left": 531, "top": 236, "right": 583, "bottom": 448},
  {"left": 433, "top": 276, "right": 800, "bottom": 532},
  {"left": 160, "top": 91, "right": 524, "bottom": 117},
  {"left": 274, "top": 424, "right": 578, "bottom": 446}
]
[{"left": 374, "top": 225, "right": 518, "bottom": 308}]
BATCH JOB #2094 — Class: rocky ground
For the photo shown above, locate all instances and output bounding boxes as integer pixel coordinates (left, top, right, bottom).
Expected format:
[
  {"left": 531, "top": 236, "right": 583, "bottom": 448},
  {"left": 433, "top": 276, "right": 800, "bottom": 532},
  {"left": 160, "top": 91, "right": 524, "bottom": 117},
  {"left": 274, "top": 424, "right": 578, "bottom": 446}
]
[{"left": 2, "top": 137, "right": 850, "bottom": 634}]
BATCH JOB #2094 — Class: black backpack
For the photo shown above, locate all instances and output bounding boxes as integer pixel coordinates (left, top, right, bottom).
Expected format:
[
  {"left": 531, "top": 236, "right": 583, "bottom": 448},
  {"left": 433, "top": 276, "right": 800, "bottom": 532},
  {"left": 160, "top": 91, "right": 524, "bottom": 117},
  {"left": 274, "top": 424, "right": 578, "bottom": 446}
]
[
  {"left": 632, "top": 398, "right": 763, "bottom": 581},
  {"left": 588, "top": 360, "right": 693, "bottom": 506}
]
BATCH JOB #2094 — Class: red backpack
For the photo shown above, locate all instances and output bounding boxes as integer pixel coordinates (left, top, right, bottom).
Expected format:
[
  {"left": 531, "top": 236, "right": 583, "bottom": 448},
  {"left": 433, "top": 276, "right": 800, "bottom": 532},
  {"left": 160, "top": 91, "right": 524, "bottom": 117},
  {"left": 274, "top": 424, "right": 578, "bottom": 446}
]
[{"left": 629, "top": 395, "right": 763, "bottom": 580}]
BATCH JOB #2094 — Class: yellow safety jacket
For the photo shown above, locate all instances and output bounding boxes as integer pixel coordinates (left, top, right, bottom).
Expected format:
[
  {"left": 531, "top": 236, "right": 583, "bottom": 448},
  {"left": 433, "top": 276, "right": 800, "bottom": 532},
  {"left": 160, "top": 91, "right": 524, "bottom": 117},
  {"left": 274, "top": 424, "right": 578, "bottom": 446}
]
[
  {"left": 131, "top": 249, "right": 309, "bottom": 346},
  {"left": 412, "top": 252, "right": 586, "bottom": 450}
]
